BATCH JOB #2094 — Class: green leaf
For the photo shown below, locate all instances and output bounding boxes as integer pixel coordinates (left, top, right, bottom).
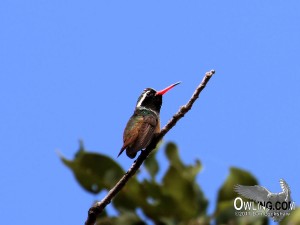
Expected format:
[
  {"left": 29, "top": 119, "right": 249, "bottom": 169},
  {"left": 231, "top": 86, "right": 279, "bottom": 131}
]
[
  {"left": 217, "top": 167, "right": 258, "bottom": 206},
  {"left": 60, "top": 141, "right": 124, "bottom": 194},
  {"left": 158, "top": 142, "right": 207, "bottom": 220},
  {"left": 165, "top": 142, "right": 202, "bottom": 181},
  {"left": 280, "top": 207, "right": 300, "bottom": 225},
  {"left": 165, "top": 142, "right": 183, "bottom": 169},
  {"left": 113, "top": 178, "right": 147, "bottom": 211},
  {"left": 96, "top": 211, "right": 146, "bottom": 225},
  {"left": 114, "top": 211, "right": 147, "bottom": 225},
  {"left": 95, "top": 217, "right": 114, "bottom": 225},
  {"left": 215, "top": 167, "right": 266, "bottom": 225},
  {"left": 144, "top": 147, "right": 159, "bottom": 180}
]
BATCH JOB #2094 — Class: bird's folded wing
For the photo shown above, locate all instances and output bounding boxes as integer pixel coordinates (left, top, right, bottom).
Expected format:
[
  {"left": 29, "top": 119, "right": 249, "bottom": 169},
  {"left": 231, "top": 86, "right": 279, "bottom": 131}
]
[{"left": 133, "top": 114, "right": 157, "bottom": 150}]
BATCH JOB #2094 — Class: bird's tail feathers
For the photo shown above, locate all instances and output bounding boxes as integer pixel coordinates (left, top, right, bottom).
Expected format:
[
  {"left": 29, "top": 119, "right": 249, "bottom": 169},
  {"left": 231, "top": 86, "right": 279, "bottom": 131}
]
[{"left": 117, "top": 146, "right": 126, "bottom": 158}]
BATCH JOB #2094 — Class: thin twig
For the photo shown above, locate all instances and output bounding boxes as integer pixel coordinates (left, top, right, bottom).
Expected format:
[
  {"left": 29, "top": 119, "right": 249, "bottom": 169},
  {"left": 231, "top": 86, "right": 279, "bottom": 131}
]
[{"left": 85, "top": 70, "right": 215, "bottom": 225}]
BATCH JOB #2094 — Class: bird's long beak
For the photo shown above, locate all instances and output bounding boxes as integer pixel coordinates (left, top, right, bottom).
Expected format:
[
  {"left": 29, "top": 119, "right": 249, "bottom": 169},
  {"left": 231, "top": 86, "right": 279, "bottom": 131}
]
[{"left": 155, "top": 82, "right": 181, "bottom": 96}]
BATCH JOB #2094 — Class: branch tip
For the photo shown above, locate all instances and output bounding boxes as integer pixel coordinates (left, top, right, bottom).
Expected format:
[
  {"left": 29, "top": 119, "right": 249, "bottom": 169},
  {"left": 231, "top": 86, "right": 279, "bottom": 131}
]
[{"left": 206, "top": 70, "right": 215, "bottom": 77}]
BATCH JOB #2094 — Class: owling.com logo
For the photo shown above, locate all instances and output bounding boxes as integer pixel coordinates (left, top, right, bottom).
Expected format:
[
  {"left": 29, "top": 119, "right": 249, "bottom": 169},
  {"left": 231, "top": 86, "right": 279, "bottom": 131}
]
[{"left": 233, "top": 179, "right": 296, "bottom": 222}]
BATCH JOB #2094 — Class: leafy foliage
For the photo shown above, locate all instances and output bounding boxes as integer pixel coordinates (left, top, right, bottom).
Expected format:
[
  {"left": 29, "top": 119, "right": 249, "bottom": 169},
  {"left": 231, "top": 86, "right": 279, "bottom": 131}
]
[
  {"left": 60, "top": 142, "right": 299, "bottom": 225},
  {"left": 215, "top": 167, "right": 267, "bottom": 225}
]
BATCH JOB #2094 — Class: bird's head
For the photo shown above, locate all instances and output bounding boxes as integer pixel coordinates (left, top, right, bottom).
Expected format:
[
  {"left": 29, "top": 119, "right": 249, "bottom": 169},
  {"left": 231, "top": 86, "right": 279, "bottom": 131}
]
[{"left": 136, "top": 82, "right": 180, "bottom": 113}]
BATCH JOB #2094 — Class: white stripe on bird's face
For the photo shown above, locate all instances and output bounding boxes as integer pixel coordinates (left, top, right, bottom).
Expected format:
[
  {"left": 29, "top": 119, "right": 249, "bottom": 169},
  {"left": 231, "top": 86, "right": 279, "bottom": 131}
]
[{"left": 136, "top": 90, "right": 150, "bottom": 108}]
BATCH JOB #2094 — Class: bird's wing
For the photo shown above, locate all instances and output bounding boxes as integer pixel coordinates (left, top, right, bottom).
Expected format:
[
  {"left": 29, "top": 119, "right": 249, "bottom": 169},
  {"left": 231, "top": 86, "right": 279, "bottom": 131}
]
[
  {"left": 279, "top": 179, "right": 291, "bottom": 201},
  {"left": 131, "top": 113, "right": 157, "bottom": 151},
  {"left": 118, "top": 112, "right": 157, "bottom": 158},
  {"left": 117, "top": 114, "right": 142, "bottom": 157},
  {"left": 234, "top": 185, "right": 271, "bottom": 202}
]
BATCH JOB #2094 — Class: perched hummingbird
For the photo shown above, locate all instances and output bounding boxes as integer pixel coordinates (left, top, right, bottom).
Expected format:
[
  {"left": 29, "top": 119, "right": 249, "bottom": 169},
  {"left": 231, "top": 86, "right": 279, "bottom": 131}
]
[{"left": 118, "top": 82, "right": 180, "bottom": 159}]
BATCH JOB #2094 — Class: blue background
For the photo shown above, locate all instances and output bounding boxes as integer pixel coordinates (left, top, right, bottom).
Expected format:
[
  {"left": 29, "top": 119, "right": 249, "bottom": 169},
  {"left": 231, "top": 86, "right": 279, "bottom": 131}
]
[{"left": 0, "top": 1, "right": 299, "bottom": 224}]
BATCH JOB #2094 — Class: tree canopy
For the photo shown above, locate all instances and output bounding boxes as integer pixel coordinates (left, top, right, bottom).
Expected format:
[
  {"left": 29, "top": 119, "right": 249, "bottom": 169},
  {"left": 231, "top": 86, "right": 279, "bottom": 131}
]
[{"left": 60, "top": 142, "right": 300, "bottom": 225}]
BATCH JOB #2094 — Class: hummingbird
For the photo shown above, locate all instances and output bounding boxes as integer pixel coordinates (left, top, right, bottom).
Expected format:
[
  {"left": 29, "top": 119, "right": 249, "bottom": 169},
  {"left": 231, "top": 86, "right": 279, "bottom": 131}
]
[{"left": 118, "top": 82, "right": 180, "bottom": 159}]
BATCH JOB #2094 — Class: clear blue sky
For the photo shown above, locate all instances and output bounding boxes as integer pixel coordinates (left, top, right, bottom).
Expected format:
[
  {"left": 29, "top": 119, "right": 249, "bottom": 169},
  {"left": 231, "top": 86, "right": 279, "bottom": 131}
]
[{"left": 0, "top": 1, "right": 299, "bottom": 224}]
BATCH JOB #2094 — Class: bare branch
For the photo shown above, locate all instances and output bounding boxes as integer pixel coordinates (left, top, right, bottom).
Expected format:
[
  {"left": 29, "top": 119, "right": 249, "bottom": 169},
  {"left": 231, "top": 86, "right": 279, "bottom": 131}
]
[{"left": 85, "top": 70, "right": 215, "bottom": 225}]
